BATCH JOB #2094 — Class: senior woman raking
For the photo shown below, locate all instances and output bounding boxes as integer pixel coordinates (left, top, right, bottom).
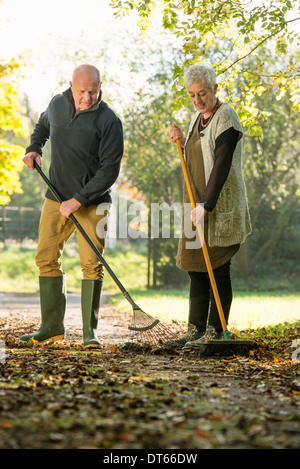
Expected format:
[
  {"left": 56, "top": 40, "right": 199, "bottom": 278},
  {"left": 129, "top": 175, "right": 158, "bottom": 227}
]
[{"left": 167, "top": 62, "right": 251, "bottom": 348}]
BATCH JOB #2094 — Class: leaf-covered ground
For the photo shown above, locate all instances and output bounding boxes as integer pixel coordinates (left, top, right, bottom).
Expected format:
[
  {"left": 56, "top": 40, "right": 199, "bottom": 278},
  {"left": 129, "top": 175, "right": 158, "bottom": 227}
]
[{"left": 0, "top": 303, "right": 299, "bottom": 450}]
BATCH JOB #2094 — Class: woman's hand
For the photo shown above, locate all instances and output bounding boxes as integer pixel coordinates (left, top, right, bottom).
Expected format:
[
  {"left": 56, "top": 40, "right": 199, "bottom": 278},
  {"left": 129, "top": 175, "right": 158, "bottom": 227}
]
[
  {"left": 169, "top": 123, "right": 185, "bottom": 147},
  {"left": 191, "top": 204, "right": 207, "bottom": 227}
]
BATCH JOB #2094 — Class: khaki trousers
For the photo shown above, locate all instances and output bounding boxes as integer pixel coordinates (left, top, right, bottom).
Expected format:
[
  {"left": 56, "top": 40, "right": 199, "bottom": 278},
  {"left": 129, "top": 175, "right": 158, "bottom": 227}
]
[{"left": 35, "top": 198, "right": 109, "bottom": 280}]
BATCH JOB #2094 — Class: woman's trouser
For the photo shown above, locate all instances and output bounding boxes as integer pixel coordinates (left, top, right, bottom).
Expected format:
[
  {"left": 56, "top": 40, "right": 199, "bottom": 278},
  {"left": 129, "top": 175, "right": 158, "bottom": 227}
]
[{"left": 188, "top": 260, "right": 233, "bottom": 334}]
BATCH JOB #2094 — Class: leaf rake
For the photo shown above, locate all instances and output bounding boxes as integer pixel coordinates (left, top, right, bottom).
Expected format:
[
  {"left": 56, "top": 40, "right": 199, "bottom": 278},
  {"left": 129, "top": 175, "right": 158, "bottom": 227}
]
[
  {"left": 34, "top": 161, "right": 176, "bottom": 347},
  {"left": 128, "top": 308, "right": 176, "bottom": 348}
]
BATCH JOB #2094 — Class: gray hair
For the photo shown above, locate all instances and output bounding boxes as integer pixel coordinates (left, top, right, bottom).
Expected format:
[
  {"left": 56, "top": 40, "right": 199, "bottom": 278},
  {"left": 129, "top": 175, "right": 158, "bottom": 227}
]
[{"left": 184, "top": 63, "right": 216, "bottom": 90}]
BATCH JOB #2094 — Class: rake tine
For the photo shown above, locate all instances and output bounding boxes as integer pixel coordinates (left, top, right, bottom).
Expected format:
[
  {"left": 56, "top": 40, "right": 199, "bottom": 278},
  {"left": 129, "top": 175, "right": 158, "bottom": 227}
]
[
  {"left": 128, "top": 319, "right": 160, "bottom": 332},
  {"left": 127, "top": 309, "right": 177, "bottom": 348}
]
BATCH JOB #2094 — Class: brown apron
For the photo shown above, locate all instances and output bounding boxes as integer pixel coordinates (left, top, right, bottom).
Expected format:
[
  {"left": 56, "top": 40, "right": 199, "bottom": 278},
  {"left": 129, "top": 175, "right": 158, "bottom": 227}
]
[{"left": 176, "top": 115, "right": 239, "bottom": 272}]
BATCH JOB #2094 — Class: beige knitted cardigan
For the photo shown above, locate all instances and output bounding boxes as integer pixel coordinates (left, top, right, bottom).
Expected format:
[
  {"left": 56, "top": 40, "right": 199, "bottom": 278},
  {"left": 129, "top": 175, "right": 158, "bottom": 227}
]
[{"left": 184, "top": 103, "right": 252, "bottom": 247}]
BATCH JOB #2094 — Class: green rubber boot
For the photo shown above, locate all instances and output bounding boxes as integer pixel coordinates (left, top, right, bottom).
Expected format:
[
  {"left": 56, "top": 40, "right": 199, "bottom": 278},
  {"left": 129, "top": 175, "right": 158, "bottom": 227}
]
[
  {"left": 81, "top": 279, "right": 103, "bottom": 349},
  {"left": 19, "top": 275, "right": 66, "bottom": 343}
]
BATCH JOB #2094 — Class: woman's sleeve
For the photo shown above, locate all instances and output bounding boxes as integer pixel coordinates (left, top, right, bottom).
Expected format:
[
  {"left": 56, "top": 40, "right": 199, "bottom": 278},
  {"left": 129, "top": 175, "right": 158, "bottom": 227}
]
[{"left": 200, "top": 127, "right": 240, "bottom": 211}]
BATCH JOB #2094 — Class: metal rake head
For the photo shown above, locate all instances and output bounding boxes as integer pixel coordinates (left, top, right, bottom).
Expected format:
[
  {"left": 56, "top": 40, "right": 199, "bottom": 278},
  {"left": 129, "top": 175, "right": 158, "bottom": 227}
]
[{"left": 127, "top": 307, "right": 177, "bottom": 348}]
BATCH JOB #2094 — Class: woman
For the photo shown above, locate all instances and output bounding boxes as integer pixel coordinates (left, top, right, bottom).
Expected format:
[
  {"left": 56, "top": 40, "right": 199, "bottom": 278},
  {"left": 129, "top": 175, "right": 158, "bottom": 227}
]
[{"left": 167, "top": 62, "right": 251, "bottom": 348}]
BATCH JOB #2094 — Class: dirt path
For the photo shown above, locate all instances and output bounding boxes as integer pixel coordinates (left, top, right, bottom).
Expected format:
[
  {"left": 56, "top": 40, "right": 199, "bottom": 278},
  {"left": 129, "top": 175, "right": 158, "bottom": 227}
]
[
  {"left": 0, "top": 291, "right": 132, "bottom": 346},
  {"left": 0, "top": 292, "right": 299, "bottom": 449}
]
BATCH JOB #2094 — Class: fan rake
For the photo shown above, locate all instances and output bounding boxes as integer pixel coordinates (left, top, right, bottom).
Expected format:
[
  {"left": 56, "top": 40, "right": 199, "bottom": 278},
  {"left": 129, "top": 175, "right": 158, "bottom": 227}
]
[
  {"left": 34, "top": 161, "right": 177, "bottom": 349},
  {"left": 127, "top": 306, "right": 177, "bottom": 348}
]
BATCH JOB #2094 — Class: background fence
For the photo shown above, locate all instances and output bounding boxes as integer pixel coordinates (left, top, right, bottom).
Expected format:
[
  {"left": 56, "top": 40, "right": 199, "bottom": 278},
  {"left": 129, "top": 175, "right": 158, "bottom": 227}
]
[{"left": 0, "top": 206, "right": 41, "bottom": 242}]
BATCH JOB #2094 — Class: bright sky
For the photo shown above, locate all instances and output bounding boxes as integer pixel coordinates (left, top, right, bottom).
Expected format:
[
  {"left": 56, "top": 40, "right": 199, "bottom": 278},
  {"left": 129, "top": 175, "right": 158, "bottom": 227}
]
[
  {"left": 0, "top": 0, "right": 145, "bottom": 112},
  {"left": 2, "top": 0, "right": 298, "bottom": 114}
]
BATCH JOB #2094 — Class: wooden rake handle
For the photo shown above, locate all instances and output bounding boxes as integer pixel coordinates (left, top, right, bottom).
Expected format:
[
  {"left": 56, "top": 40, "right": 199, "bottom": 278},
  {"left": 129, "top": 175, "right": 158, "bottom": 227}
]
[{"left": 176, "top": 140, "right": 227, "bottom": 332}]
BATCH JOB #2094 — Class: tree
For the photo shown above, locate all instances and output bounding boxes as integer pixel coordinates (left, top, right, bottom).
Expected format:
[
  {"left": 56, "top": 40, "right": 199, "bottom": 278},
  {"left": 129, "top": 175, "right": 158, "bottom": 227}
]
[
  {"left": 123, "top": 66, "right": 190, "bottom": 287},
  {"left": 242, "top": 59, "right": 300, "bottom": 270},
  {"left": 8, "top": 97, "right": 52, "bottom": 209},
  {"left": 110, "top": 0, "right": 300, "bottom": 137},
  {"left": 0, "top": 58, "right": 29, "bottom": 205}
]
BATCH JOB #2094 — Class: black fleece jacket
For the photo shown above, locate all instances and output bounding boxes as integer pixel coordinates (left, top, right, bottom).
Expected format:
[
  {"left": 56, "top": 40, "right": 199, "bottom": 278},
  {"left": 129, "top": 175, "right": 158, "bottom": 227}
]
[{"left": 26, "top": 88, "right": 124, "bottom": 207}]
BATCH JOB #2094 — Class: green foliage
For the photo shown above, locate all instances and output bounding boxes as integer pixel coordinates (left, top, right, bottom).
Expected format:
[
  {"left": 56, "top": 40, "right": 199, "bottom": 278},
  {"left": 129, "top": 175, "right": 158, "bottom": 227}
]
[
  {"left": 122, "top": 42, "right": 300, "bottom": 279},
  {"left": 110, "top": 0, "right": 300, "bottom": 136},
  {"left": 121, "top": 48, "right": 192, "bottom": 288},
  {"left": 241, "top": 53, "right": 300, "bottom": 267},
  {"left": 0, "top": 57, "right": 29, "bottom": 204},
  {"left": 9, "top": 102, "right": 51, "bottom": 209},
  {"left": 0, "top": 241, "right": 148, "bottom": 293},
  {"left": 241, "top": 320, "right": 300, "bottom": 359},
  {"left": 123, "top": 89, "right": 185, "bottom": 205}
]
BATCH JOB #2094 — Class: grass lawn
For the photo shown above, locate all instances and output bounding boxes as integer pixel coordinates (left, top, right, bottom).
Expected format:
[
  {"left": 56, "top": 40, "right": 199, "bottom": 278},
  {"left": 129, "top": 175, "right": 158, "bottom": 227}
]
[
  {"left": 109, "top": 289, "right": 300, "bottom": 331},
  {"left": 0, "top": 240, "right": 147, "bottom": 293},
  {"left": 1, "top": 241, "right": 299, "bottom": 331}
]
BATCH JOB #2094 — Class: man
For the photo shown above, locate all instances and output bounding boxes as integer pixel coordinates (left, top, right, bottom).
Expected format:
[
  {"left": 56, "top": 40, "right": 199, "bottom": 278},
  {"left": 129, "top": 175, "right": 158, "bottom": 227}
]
[{"left": 20, "top": 64, "right": 124, "bottom": 349}]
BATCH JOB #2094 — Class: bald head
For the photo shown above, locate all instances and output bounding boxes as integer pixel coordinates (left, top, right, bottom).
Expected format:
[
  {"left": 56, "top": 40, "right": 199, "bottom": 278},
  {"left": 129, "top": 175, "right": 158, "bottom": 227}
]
[
  {"left": 72, "top": 64, "right": 101, "bottom": 84},
  {"left": 70, "top": 64, "right": 101, "bottom": 112}
]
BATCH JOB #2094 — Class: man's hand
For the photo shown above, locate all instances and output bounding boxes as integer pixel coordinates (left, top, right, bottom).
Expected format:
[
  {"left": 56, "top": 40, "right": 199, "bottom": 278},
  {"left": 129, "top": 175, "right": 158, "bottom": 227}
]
[
  {"left": 23, "top": 152, "right": 42, "bottom": 170},
  {"left": 60, "top": 198, "right": 82, "bottom": 218}
]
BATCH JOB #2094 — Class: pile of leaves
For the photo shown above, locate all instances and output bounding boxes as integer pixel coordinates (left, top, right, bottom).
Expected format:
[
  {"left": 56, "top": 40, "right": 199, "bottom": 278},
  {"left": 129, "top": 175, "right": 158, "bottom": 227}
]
[{"left": 0, "top": 315, "right": 299, "bottom": 450}]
